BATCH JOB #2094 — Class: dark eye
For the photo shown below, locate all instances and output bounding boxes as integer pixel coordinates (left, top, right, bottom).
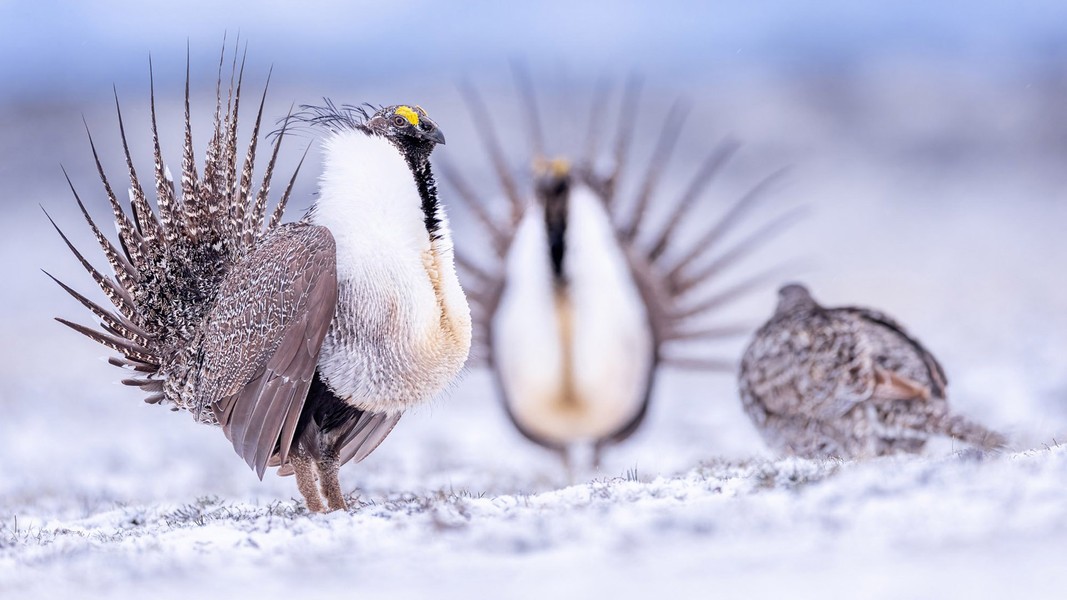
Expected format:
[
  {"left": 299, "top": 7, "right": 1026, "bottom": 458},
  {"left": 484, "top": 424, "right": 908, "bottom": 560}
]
[{"left": 393, "top": 115, "right": 408, "bottom": 127}]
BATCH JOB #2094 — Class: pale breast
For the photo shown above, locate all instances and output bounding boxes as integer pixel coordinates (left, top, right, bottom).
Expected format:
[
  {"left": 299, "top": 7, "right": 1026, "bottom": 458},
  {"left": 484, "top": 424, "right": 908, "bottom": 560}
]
[
  {"left": 493, "top": 187, "right": 653, "bottom": 444},
  {"left": 310, "top": 130, "right": 471, "bottom": 414},
  {"left": 317, "top": 246, "right": 470, "bottom": 415}
]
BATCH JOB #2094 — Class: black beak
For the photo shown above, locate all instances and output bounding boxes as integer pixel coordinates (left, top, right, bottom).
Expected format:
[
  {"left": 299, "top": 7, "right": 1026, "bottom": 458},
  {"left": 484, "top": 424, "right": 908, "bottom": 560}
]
[{"left": 422, "top": 126, "right": 446, "bottom": 145}]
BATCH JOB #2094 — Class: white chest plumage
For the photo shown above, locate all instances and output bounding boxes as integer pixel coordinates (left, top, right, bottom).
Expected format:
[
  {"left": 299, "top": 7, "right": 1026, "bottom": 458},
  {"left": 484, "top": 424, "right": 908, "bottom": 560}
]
[
  {"left": 491, "top": 185, "right": 653, "bottom": 444},
  {"left": 310, "top": 131, "right": 471, "bottom": 415}
]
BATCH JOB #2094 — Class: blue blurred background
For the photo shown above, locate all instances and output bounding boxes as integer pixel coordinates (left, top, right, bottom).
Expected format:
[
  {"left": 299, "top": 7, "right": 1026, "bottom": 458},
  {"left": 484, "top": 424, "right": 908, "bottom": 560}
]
[{"left": 4, "top": 0, "right": 1067, "bottom": 94}]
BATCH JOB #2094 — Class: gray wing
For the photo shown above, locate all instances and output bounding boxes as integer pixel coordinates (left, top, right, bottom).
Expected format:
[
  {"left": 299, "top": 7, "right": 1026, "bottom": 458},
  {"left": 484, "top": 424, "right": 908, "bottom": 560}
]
[
  {"left": 838, "top": 306, "right": 947, "bottom": 397},
  {"left": 200, "top": 223, "right": 338, "bottom": 478}
]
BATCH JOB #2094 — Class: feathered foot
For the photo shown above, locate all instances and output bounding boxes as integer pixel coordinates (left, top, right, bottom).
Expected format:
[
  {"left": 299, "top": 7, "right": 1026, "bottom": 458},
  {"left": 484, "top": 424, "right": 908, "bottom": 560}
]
[
  {"left": 289, "top": 445, "right": 348, "bottom": 513},
  {"left": 291, "top": 450, "right": 325, "bottom": 513},
  {"left": 318, "top": 449, "right": 348, "bottom": 512}
]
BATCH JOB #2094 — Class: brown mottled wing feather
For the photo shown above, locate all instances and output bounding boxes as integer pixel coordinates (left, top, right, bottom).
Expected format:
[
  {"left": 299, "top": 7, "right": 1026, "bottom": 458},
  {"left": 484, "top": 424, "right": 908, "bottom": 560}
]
[
  {"left": 201, "top": 223, "right": 338, "bottom": 478},
  {"left": 838, "top": 306, "right": 947, "bottom": 397}
]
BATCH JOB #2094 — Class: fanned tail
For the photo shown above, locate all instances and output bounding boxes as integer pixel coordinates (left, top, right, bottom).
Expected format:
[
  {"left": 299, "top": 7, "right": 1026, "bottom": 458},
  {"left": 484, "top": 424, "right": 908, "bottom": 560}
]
[{"left": 48, "top": 46, "right": 300, "bottom": 416}]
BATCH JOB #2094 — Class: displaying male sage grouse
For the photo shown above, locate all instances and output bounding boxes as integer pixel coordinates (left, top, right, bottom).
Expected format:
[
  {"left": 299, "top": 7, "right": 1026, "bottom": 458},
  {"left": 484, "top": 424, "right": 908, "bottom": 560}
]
[
  {"left": 442, "top": 72, "right": 797, "bottom": 469},
  {"left": 45, "top": 56, "right": 471, "bottom": 512},
  {"left": 738, "top": 284, "right": 1006, "bottom": 458}
]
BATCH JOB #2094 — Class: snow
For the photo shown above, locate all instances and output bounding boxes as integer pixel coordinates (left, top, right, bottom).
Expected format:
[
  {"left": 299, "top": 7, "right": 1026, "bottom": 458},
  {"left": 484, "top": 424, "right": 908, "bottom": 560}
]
[
  {"left": 1, "top": 337, "right": 1065, "bottom": 599},
  {"left": 3, "top": 413, "right": 1066, "bottom": 599}
]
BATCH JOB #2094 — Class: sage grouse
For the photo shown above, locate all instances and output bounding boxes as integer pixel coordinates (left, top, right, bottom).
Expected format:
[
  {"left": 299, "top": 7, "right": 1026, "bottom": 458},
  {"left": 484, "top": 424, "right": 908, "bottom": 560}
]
[
  {"left": 46, "top": 57, "right": 471, "bottom": 511},
  {"left": 738, "top": 284, "right": 1005, "bottom": 458},
  {"left": 442, "top": 73, "right": 796, "bottom": 468}
]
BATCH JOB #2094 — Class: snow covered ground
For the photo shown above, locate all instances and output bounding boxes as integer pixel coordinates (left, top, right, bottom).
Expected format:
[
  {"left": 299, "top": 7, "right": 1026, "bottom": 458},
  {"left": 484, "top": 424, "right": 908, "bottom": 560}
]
[
  {"left": 2, "top": 373, "right": 1066, "bottom": 599},
  {"left": 3, "top": 15, "right": 1067, "bottom": 598}
]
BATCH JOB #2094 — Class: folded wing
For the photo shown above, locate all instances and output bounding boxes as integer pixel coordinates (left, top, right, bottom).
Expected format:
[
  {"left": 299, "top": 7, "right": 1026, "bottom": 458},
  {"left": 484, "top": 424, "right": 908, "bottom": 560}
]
[{"left": 200, "top": 223, "right": 338, "bottom": 478}]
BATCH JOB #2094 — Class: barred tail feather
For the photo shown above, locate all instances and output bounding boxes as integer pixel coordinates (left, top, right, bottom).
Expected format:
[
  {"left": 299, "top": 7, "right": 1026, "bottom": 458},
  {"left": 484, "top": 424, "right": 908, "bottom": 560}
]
[
  {"left": 180, "top": 45, "right": 199, "bottom": 237},
  {"left": 220, "top": 49, "right": 247, "bottom": 243},
  {"left": 266, "top": 137, "right": 307, "bottom": 232},
  {"left": 83, "top": 121, "right": 148, "bottom": 268},
  {"left": 108, "top": 356, "right": 158, "bottom": 373},
  {"left": 44, "top": 209, "right": 140, "bottom": 321},
  {"left": 251, "top": 107, "right": 292, "bottom": 239},
  {"left": 192, "top": 41, "right": 233, "bottom": 244},
  {"left": 43, "top": 270, "right": 152, "bottom": 346},
  {"left": 235, "top": 68, "right": 271, "bottom": 249},
  {"left": 114, "top": 89, "right": 165, "bottom": 251},
  {"left": 55, "top": 317, "right": 159, "bottom": 367},
  {"left": 149, "top": 57, "right": 184, "bottom": 247},
  {"left": 60, "top": 168, "right": 140, "bottom": 292}
]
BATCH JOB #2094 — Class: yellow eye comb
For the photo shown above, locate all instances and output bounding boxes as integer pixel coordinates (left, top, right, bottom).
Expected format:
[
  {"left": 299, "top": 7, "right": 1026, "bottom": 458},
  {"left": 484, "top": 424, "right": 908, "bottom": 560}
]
[{"left": 395, "top": 106, "right": 420, "bottom": 126}]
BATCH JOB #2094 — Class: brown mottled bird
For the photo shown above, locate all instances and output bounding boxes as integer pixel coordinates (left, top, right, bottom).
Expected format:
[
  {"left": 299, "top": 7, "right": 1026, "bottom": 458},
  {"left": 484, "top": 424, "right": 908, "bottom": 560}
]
[
  {"left": 45, "top": 52, "right": 470, "bottom": 511},
  {"left": 738, "top": 284, "right": 1006, "bottom": 458}
]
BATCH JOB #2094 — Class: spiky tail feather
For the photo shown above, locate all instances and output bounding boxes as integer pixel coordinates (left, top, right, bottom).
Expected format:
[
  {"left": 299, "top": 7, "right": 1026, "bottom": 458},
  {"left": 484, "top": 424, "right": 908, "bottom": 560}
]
[{"left": 47, "top": 46, "right": 303, "bottom": 418}]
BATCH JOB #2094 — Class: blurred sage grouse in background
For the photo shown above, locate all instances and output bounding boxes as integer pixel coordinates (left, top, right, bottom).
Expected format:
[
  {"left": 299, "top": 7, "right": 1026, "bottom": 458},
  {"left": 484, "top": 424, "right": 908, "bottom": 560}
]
[
  {"left": 45, "top": 51, "right": 470, "bottom": 512},
  {"left": 442, "top": 70, "right": 797, "bottom": 469},
  {"left": 738, "top": 284, "right": 1006, "bottom": 458}
]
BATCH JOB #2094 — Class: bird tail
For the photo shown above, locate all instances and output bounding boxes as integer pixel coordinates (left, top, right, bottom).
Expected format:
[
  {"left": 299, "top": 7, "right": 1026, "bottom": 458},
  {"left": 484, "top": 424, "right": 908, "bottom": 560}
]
[
  {"left": 45, "top": 46, "right": 304, "bottom": 415},
  {"left": 929, "top": 412, "right": 1008, "bottom": 451}
]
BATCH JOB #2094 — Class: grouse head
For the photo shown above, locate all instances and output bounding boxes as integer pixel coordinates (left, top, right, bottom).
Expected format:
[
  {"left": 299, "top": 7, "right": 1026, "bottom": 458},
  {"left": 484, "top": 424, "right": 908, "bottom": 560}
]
[
  {"left": 533, "top": 157, "right": 571, "bottom": 204},
  {"left": 365, "top": 105, "right": 445, "bottom": 160},
  {"left": 775, "top": 283, "right": 819, "bottom": 317}
]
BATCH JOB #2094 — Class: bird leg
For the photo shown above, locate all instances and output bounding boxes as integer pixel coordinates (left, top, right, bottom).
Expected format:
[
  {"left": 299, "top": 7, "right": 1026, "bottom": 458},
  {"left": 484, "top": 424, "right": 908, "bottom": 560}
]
[
  {"left": 318, "top": 447, "right": 348, "bottom": 512},
  {"left": 558, "top": 447, "right": 575, "bottom": 485},
  {"left": 291, "top": 450, "right": 325, "bottom": 513},
  {"left": 592, "top": 443, "right": 605, "bottom": 471}
]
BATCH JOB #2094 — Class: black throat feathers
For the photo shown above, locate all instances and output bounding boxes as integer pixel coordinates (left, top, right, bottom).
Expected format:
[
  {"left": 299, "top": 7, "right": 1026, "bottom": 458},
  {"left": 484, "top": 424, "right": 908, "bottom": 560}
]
[
  {"left": 539, "top": 176, "right": 569, "bottom": 283},
  {"left": 395, "top": 137, "right": 442, "bottom": 241}
]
